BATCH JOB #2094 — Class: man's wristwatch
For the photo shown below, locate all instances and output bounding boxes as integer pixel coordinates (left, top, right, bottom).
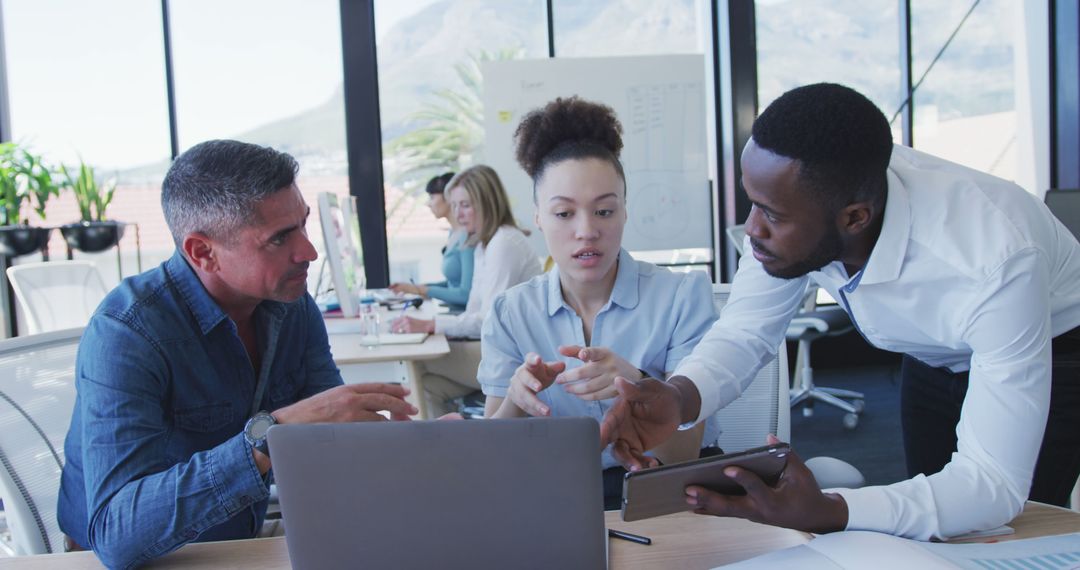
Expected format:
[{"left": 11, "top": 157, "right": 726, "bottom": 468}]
[{"left": 243, "top": 411, "right": 276, "bottom": 455}]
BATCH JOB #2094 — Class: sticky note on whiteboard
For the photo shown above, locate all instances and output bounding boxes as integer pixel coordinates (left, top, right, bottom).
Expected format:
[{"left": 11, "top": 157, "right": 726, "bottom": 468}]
[{"left": 498, "top": 110, "right": 513, "bottom": 123}]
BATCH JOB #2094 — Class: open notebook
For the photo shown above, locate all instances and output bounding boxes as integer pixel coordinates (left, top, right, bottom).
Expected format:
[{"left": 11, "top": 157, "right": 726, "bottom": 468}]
[{"left": 723, "top": 530, "right": 1080, "bottom": 570}]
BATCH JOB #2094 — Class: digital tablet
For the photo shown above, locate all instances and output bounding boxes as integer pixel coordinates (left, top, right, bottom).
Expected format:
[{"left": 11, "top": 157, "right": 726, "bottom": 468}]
[{"left": 620, "top": 443, "right": 790, "bottom": 522}]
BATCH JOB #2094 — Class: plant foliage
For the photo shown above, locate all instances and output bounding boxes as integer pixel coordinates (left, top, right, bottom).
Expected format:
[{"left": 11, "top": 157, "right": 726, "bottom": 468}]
[
  {"left": 61, "top": 160, "right": 117, "bottom": 222},
  {"left": 0, "top": 142, "right": 63, "bottom": 226}
]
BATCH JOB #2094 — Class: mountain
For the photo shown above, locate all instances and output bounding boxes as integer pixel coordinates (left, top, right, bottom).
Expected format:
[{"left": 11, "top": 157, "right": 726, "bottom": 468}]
[{"left": 118, "top": 0, "right": 1014, "bottom": 180}]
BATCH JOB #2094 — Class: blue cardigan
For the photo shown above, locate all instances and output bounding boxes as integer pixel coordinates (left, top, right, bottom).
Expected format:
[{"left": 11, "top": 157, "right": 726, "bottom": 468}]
[{"left": 426, "top": 230, "right": 474, "bottom": 310}]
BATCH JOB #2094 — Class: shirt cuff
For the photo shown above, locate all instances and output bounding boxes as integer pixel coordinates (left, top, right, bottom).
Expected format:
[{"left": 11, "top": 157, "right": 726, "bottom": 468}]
[
  {"left": 671, "top": 361, "right": 720, "bottom": 425},
  {"left": 211, "top": 434, "right": 272, "bottom": 516},
  {"left": 830, "top": 486, "right": 893, "bottom": 534},
  {"left": 433, "top": 314, "right": 453, "bottom": 335}
]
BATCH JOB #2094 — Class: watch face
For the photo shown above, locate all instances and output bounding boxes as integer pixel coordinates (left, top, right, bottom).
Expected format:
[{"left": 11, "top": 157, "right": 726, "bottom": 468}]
[{"left": 249, "top": 414, "right": 275, "bottom": 440}]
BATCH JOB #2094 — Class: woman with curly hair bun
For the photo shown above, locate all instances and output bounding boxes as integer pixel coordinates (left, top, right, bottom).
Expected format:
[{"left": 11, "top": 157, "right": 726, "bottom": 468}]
[{"left": 477, "top": 96, "right": 721, "bottom": 509}]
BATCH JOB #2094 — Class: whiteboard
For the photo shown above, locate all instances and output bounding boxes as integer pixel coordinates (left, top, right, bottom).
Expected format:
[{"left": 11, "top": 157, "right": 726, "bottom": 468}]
[{"left": 482, "top": 55, "right": 711, "bottom": 255}]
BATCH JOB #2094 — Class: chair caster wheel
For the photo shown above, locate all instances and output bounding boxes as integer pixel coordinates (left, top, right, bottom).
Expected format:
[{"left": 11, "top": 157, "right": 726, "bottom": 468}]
[
  {"left": 852, "top": 399, "right": 865, "bottom": 414},
  {"left": 842, "top": 413, "right": 859, "bottom": 430},
  {"left": 802, "top": 406, "right": 814, "bottom": 417}
]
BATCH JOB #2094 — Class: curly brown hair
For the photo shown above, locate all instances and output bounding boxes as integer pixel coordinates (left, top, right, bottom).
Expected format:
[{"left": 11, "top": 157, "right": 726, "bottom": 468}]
[{"left": 512, "top": 96, "right": 626, "bottom": 199}]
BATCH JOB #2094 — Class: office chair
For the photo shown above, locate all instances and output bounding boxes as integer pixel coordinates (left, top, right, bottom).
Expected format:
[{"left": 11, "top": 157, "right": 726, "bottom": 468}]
[
  {"left": 0, "top": 327, "right": 82, "bottom": 555},
  {"left": 788, "top": 302, "right": 863, "bottom": 429},
  {"left": 725, "top": 224, "right": 864, "bottom": 429},
  {"left": 709, "top": 285, "right": 791, "bottom": 448},
  {"left": 6, "top": 261, "right": 108, "bottom": 335},
  {"left": 709, "top": 284, "right": 864, "bottom": 489}
]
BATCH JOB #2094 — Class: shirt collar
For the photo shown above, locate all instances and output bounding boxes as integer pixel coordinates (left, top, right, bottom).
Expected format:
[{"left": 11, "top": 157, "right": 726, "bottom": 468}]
[
  {"left": 545, "top": 248, "right": 640, "bottom": 316},
  {"left": 608, "top": 249, "right": 640, "bottom": 309},
  {"left": 857, "top": 159, "right": 912, "bottom": 286},
  {"left": 163, "top": 250, "right": 288, "bottom": 336}
]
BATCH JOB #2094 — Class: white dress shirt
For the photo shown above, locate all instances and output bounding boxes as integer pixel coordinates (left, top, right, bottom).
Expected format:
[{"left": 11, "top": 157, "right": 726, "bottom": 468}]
[
  {"left": 434, "top": 225, "right": 541, "bottom": 338},
  {"left": 675, "top": 145, "right": 1080, "bottom": 540}
]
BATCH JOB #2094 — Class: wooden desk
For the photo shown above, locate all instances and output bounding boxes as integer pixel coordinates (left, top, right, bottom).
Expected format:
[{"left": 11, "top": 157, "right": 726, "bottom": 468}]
[
  {"left": 326, "top": 323, "right": 450, "bottom": 420},
  {"left": 325, "top": 302, "right": 455, "bottom": 419},
  {"left": 4, "top": 503, "right": 1077, "bottom": 569}
]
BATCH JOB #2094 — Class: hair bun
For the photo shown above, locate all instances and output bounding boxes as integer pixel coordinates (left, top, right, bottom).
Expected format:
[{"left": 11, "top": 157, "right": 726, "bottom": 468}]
[{"left": 513, "top": 96, "right": 623, "bottom": 179}]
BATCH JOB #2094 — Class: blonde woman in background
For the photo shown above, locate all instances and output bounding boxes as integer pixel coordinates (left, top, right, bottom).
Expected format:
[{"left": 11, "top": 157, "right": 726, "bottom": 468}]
[{"left": 392, "top": 165, "right": 541, "bottom": 416}]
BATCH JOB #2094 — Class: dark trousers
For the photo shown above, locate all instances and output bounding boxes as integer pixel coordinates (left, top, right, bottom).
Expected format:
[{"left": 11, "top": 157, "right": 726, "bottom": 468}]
[{"left": 900, "top": 325, "right": 1080, "bottom": 507}]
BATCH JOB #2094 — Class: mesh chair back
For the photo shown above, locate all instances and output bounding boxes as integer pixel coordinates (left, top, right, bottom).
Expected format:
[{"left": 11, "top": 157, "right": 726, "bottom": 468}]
[
  {"left": 710, "top": 284, "right": 791, "bottom": 452},
  {"left": 6, "top": 261, "right": 108, "bottom": 335},
  {"left": 0, "top": 328, "right": 82, "bottom": 555}
]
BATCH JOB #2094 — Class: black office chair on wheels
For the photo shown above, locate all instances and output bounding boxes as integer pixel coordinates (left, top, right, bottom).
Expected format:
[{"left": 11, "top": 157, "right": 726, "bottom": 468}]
[{"left": 726, "top": 224, "right": 865, "bottom": 429}]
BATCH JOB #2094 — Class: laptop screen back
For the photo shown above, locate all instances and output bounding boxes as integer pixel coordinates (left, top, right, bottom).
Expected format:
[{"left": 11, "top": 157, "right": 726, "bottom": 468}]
[{"left": 268, "top": 418, "right": 606, "bottom": 569}]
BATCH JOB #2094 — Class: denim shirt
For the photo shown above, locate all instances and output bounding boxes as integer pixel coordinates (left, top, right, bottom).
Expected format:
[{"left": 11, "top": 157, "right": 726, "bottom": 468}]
[{"left": 57, "top": 252, "right": 342, "bottom": 569}]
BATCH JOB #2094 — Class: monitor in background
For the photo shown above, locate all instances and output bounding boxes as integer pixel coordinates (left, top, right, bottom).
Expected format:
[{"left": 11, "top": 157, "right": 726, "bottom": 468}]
[
  {"left": 341, "top": 193, "right": 366, "bottom": 273},
  {"left": 317, "top": 192, "right": 365, "bottom": 317},
  {"left": 1045, "top": 189, "right": 1080, "bottom": 241}
]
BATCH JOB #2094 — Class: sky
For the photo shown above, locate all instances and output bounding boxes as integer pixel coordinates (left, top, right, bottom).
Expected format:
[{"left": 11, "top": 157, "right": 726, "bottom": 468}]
[{"left": 3, "top": 0, "right": 346, "bottom": 171}]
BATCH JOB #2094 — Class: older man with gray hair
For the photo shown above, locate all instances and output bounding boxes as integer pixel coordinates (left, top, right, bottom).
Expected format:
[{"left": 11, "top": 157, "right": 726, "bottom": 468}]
[{"left": 57, "top": 140, "right": 416, "bottom": 569}]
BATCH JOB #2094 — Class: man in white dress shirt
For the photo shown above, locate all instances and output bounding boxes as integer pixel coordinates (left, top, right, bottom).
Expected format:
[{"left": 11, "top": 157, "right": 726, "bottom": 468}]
[{"left": 600, "top": 83, "right": 1080, "bottom": 540}]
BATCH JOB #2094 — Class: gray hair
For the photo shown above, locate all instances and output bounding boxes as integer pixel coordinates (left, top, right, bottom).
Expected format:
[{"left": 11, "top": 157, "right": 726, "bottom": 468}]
[{"left": 161, "top": 139, "right": 299, "bottom": 248}]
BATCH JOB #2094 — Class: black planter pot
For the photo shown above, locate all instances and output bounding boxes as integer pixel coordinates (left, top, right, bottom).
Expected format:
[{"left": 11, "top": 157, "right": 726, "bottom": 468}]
[
  {"left": 60, "top": 221, "right": 126, "bottom": 253},
  {"left": 0, "top": 225, "right": 52, "bottom": 257}
]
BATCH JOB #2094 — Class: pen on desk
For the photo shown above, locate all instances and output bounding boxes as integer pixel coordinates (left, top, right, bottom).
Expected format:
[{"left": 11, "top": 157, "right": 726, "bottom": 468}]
[{"left": 607, "top": 529, "right": 651, "bottom": 545}]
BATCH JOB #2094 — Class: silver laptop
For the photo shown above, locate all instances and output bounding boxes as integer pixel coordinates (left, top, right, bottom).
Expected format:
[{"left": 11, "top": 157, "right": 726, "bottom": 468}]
[{"left": 268, "top": 417, "right": 606, "bottom": 569}]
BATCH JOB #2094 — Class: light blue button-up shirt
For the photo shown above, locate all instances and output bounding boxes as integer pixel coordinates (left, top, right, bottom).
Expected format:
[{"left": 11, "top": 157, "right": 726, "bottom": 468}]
[{"left": 479, "top": 249, "right": 719, "bottom": 468}]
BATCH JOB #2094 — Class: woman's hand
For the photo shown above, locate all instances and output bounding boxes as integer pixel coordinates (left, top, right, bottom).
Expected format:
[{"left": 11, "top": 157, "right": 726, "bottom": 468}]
[
  {"left": 554, "top": 345, "right": 644, "bottom": 401},
  {"left": 389, "top": 282, "right": 426, "bottom": 296},
  {"left": 501, "top": 353, "right": 567, "bottom": 417},
  {"left": 390, "top": 315, "right": 434, "bottom": 334}
]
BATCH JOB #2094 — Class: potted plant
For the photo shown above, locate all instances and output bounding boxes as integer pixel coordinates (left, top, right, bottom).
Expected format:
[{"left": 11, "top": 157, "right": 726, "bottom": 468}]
[
  {"left": 59, "top": 160, "right": 122, "bottom": 253},
  {"left": 0, "top": 142, "right": 61, "bottom": 257}
]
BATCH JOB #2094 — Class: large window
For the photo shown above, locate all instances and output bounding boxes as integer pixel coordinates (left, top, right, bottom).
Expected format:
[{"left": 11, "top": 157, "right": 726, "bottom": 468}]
[
  {"left": 374, "top": 0, "right": 547, "bottom": 283},
  {"left": 756, "top": 0, "right": 902, "bottom": 136},
  {"left": 911, "top": 0, "right": 1018, "bottom": 182},
  {"left": 552, "top": 0, "right": 703, "bottom": 57},
  {"left": 755, "top": 0, "right": 1035, "bottom": 194},
  {"left": 374, "top": 0, "right": 716, "bottom": 284},
  {"left": 4, "top": 0, "right": 171, "bottom": 285},
  {"left": 552, "top": 0, "right": 712, "bottom": 272},
  {"left": 169, "top": 0, "right": 348, "bottom": 291},
  {"left": 0, "top": 0, "right": 1050, "bottom": 303}
]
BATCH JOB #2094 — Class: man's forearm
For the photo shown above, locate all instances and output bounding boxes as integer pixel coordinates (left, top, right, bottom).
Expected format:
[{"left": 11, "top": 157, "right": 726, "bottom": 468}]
[
  {"left": 87, "top": 435, "right": 269, "bottom": 569},
  {"left": 667, "top": 375, "right": 702, "bottom": 424}
]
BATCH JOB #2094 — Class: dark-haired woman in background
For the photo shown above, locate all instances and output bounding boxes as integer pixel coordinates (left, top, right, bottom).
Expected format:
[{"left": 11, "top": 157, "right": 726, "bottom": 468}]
[
  {"left": 390, "top": 172, "right": 473, "bottom": 312},
  {"left": 477, "top": 97, "right": 721, "bottom": 509}
]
